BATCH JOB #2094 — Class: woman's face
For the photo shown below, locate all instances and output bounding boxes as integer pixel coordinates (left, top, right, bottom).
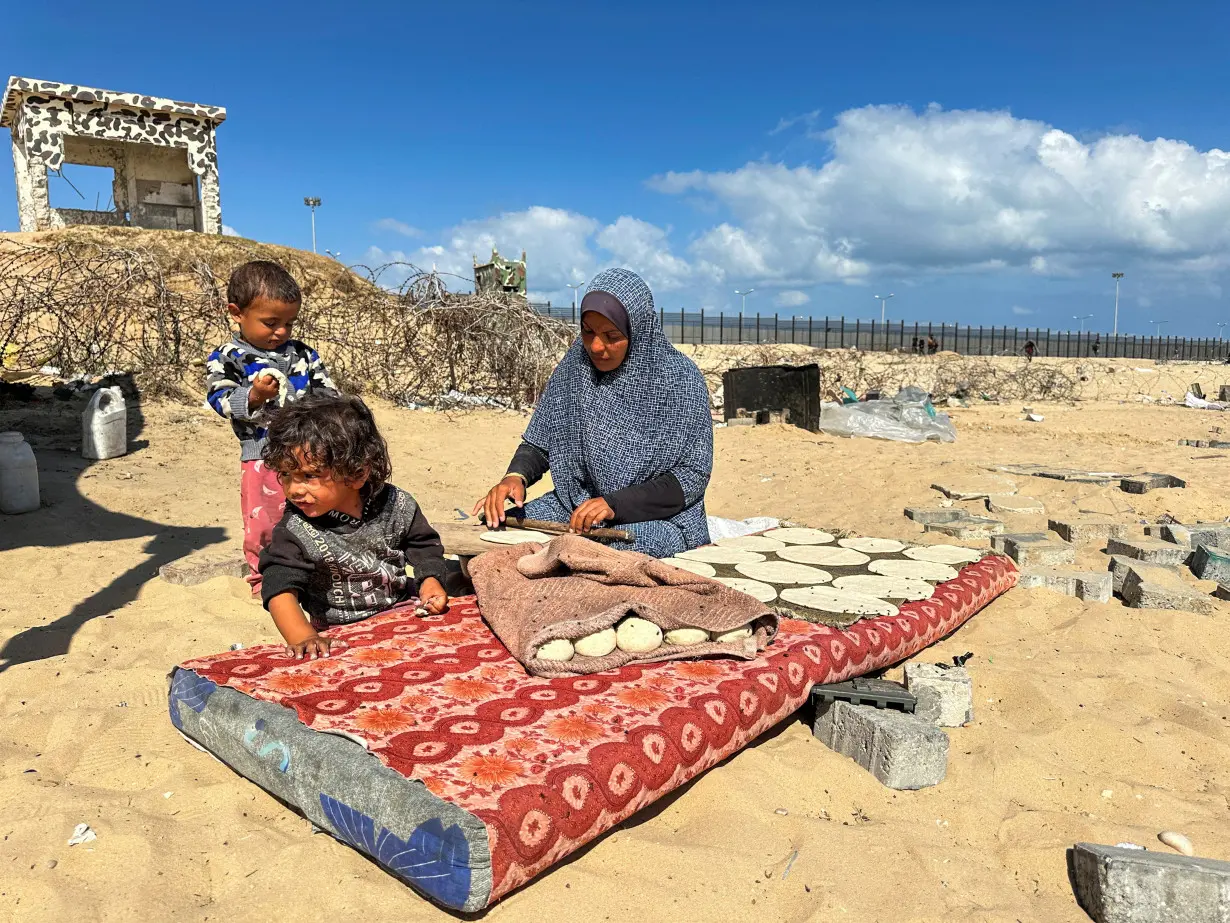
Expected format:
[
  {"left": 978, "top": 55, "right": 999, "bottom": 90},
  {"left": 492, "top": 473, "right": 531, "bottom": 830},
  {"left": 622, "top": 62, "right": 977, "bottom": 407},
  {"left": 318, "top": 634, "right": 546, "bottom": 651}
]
[{"left": 581, "top": 311, "right": 630, "bottom": 373}]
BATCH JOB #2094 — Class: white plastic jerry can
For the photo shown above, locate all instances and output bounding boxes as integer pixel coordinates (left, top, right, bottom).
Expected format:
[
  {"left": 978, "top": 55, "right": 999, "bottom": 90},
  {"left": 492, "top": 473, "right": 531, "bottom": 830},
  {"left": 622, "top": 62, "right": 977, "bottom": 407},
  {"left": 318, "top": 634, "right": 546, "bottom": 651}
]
[
  {"left": 0, "top": 431, "right": 40, "bottom": 514},
  {"left": 82, "top": 386, "right": 128, "bottom": 460}
]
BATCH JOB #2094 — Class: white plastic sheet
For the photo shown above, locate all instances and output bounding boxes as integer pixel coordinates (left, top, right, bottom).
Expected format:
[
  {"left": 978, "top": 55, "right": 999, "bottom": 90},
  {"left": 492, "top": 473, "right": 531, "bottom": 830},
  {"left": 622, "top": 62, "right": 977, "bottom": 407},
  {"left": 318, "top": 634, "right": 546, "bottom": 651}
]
[{"left": 819, "top": 388, "right": 957, "bottom": 443}]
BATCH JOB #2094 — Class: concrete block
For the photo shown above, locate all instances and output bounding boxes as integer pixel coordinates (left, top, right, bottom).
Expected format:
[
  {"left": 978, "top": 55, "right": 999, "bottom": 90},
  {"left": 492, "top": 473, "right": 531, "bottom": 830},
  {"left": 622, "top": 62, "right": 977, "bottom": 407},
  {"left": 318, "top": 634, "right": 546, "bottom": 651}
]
[
  {"left": 987, "top": 494, "right": 1044, "bottom": 514},
  {"left": 1004, "top": 537, "right": 1076, "bottom": 567},
  {"left": 1067, "top": 842, "right": 1230, "bottom": 923},
  {"left": 1190, "top": 545, "right": 1230, "bottom": 584},
  {"left": 932, "top": 480, "right": 1015, "bottom": 501},
  {"left": 1187, "top": 524, "right": 1230, "bottom": 550},
  {"left": 1106, "top": 537, "right": 1192, "bottom": 567},
  {"left": 1121, "top": 562, "right": 1216, "bottom": 615},
  {"left": 991, "top": 532, "right": 1049, "bottom": 554},
  {"left": 1107, "top": 555, "right": 1139, "bottom": 595},
  {"left": 1221, "top": 384, "right": 1230, "bottom": 402},
  {"left": 1019, "top": 568, "right": 1113, "bottom": 603},
  {"left": 903, "top": 663, "right": 973, "bottom": 727},
  {"left": 1215, "top": 584, "right": 1230, "bottom": 602},
  {"left": 813, "top": 700, "right": 948, "bottom": 790},
  {"left": 159, "top": 553, "right": 249, "bottom": 586},
  {"left": 924, "top": 516, "right": 1004, "bottom": 539},
  {"left": 1121, "top": 473, "right": 1187, "bottom": 494},
  {"left": 1049, "top": 518, "right": 1132, "bottom": 545},
  {"left": 905, "top": 507, "right": 966, "bottom": 524}
]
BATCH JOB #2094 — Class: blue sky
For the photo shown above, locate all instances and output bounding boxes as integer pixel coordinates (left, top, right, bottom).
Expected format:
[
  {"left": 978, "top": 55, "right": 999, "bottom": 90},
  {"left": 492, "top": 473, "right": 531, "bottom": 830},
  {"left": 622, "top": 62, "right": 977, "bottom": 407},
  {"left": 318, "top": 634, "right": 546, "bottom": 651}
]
[{"left": 4, "top": 0, "right": 1230, "bottom": 335}]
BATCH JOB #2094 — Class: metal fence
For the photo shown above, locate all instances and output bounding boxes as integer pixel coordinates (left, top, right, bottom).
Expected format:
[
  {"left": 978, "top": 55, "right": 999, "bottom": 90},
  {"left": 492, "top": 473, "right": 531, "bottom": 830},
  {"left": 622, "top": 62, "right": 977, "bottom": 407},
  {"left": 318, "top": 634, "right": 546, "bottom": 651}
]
[{"left": 532, "top": 303, "right": 1230, "bottom": 362}]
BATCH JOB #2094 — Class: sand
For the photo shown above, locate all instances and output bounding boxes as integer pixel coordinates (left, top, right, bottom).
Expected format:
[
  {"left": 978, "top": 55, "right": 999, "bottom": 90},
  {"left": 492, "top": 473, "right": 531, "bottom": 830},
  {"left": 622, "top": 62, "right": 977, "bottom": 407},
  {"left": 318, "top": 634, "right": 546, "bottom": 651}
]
[{"left": 3, "top": 364, "right": 1230, "bottom": 921}]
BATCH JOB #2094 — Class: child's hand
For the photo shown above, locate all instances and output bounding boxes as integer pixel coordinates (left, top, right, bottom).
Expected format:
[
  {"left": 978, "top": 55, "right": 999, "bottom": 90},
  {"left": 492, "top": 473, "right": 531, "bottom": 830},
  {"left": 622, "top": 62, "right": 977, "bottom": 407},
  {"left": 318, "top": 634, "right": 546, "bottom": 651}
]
[
  {"left": 250, "top": 372, "right": 280, "bottom": 406},
  {"left": 287, "top": 633, "right": 348, "bottom": 659},
  {"left": 418, "top": 577, "right": 449, "bottom": 615}
]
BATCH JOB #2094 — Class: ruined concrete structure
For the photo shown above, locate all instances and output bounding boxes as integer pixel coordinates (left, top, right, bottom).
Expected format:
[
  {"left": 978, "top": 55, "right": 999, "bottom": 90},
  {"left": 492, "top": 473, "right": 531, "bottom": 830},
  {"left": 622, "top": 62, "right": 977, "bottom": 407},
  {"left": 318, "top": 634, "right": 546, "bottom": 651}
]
[
  {"left": 1, "top": 77, "right": 226, "bottom": 234},
  {"left": 473, "top": 248, "right": 527, "bottom": 296}
]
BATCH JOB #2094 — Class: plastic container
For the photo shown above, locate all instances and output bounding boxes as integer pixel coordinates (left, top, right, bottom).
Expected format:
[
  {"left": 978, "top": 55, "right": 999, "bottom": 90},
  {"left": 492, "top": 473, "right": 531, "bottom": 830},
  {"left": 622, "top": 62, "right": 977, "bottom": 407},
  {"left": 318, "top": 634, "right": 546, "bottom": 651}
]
[
  {"left": 0, "top": 431, "right": 40, "bottom": 514},
  {"left": 82, "top": 386, "right": 127, "bottom": 460}
]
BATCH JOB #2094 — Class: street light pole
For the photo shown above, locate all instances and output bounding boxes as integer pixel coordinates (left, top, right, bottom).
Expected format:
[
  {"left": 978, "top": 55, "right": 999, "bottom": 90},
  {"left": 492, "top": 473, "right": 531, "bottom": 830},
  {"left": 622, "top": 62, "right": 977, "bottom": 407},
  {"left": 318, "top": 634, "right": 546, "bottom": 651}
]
[
  {"left": 1151, "top": 319, "right": 1169, "bottom": 336},
  {"left": 1073, "top": 313, "right": 1093, "bottom": 333},
  {"left": 734, "top": 288, "right": 755, "bottom": 312},
  {"left": 1111, "top": 272, "right": 1124, "bottom": 336},
  {"left": 566, "top": 281, "right": 584, "bottom": 311},
  {"left": 303, "top": 197, "right": 321, "bottom": 253},
  {"left": 874, "top": 293, "right": 895, "bottom": 323}
]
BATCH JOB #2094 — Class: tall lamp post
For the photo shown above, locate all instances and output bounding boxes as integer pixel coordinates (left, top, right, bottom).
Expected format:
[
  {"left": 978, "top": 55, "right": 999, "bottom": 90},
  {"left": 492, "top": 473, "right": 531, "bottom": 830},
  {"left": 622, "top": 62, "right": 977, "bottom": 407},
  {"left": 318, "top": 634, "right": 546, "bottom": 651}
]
[
  {"left": 734, "top": 288, "right": 755, "bottom": 312},
  {"left": 1151, "top": 319, "right": 1169, "bottom": 336},
  {"left": 874, "top": 293, "right": 895, "bottom": 323},
  {"left": 1073, "top": 313, "right": 1093, "bottom": 332},
  {"left": 566, "top": 281, "right": 584, "bottom": 312},
  {"left": 303, "top": 197, "right": 321, "bottom": 253},
  {"left": 1111, "top": 272, "right": 1124, "bottom": 336}
]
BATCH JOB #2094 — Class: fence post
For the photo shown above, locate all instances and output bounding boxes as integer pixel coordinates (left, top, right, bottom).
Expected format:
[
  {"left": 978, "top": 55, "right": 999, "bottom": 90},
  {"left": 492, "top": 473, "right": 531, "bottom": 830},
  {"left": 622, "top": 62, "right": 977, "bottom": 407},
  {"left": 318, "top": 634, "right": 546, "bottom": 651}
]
[
  {"left": 774, "top": 313, "right": 780, "bottom": 343},
  {"left": 856, "top": 318, "right": 861, "bottom": 350},
  {"left": 756, "top": 312, "right": 761, "bottom": 343},
  {"left": 808, "top": 315, "right": 814, "bottom": 347},
  {"left": 738, "top": 312, "right": 743, "bottom": 344},
  {"left": 840, "top": 316, "right": 846, "bottom": 348}
]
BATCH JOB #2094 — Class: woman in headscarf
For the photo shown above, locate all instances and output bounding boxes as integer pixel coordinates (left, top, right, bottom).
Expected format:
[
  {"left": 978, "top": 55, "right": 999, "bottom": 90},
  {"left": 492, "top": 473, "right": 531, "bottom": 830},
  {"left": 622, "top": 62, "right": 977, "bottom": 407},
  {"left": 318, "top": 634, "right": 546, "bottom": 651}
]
[{"left": 473, "top": 268, "right": 713, "bottom": 557}]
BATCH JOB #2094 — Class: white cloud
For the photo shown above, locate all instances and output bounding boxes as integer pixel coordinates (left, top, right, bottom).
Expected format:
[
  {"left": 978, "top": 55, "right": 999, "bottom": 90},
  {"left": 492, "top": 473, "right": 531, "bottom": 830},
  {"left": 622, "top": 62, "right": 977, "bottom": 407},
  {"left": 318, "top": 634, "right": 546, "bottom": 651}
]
[
  {"left": 770, "top": 109, "right": 821, "bottom": 136},
  {"left": 775, "top": 289, "right": 811, "bottom": 307},
  {"left": 1011, "top": 305, "right": 1034, "bottom": 316},
  {"left": 596, "top": 216, "right": 693, "bottom": 291},
  {"left": 222, "top": 224, "right": 241, "bottom": 237},
  {"left": 373, "top": 218, "right": 423, "bottom": 237}
]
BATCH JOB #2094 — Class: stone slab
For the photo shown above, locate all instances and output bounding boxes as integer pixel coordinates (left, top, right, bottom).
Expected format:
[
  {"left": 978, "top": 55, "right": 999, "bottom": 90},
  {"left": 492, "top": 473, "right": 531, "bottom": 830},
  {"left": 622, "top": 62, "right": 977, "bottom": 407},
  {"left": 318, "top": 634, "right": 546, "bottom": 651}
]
[
  {"left": 1107, "top": 555, "right": 1139, "bottom": 595},
  {"left": 1019, "top": 568, "right": 1113, "bottom": 603},
  {"left": 987, "top": 495, "right": 1045, "bottom": 514},
  {"left": 924, "top": 518, "right": 1004, "bottom": 539},
  {"left": 1221, "top": 385, "right": 1230, "bottom": 402},
  {"left": 1186, "top": 524, "right": 1230, "bottom": 550},
  {"left": 991, "top": 532, "right": 1049, "bottom": 554},
  {"left": 903, "top": 663, "right": 973, "bottom": 727},
  {"left": 904, "top": 507, "right": 967, "bottom": 524},
  {"left": 1049, "top": 518, "right": 1132, "bottom": 546},
  {"left": 1067, "top": 842, "right": 1230, "bottom": 923},
  {"left": 1190, "top": 545, "right": 1230, "bottom": 585},
  {"left": 1121, "top": 473, "right": 1187, "bottom": 494},
  {"left": 1106, "top": 537, "right": 1192, "bottom": 567},
  {"left": 932, "top": 480, "right": 1016, "bottom": 501},
  {"left": 1215, "top": 584, "right": 1230, "bottom": 602},
  {"left": 1004, "top": 537, "right": 1076, "bottom": 567},
  {"left": 158, "top": 553, "right": 249, "bottom": 586},
  {"left": 813, "top": 700, "right": 948, "bottom": 790},
  {"left": 1121, "top": 562, "right": 1216, "bottom": 615}
]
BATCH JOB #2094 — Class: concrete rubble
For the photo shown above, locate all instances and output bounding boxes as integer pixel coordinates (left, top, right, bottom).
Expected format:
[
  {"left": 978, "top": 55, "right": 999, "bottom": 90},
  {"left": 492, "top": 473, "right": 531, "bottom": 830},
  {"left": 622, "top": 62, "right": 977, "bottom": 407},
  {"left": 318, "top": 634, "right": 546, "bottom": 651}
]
[
  {"left": 991, "top": 532, "right": 1049, "bottom": 554},
  {"left": 1189, "top": 545, "right": 1230, "bottom": 585},
  {"left": 1105, "top": 537, "right": 1192, "bottom": 568},
  {"left": 1018, "top": 568, "right": 1113, "bottom": 603},
  {"left": 1003, "top": 536, "right": 1076, "bottom": 567},
  {"left": 986, "top": 495, "right": 1045, "bottom": 514},
  {"left": 903, "top": 663, "right": 974, "bottom": 727},
  {"left": 1120, "top": 473, "right": 1187, "bottom": 494},
  {"left": 1049, "top": 518, "right": 1132, "bottom": 546},
  {"left": 924, "top": 516, "right": 1005, "bottom": 539},
  {"left": 1068, "top": 842, "right": 1230, "bottom": 923},
  {"left": 1120, "top": 561, "right": 1216, "bottom": 615},
  {"left": 813, "top": 700, "right": 948, "bottom": 790}
]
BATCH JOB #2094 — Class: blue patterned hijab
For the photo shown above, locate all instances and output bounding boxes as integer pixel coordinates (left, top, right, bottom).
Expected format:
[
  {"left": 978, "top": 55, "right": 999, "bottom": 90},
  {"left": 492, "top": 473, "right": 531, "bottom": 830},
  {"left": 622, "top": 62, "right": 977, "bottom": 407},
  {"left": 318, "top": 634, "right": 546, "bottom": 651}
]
[{"left": 524, "top": 268, "right": 713, "bottom": 548}]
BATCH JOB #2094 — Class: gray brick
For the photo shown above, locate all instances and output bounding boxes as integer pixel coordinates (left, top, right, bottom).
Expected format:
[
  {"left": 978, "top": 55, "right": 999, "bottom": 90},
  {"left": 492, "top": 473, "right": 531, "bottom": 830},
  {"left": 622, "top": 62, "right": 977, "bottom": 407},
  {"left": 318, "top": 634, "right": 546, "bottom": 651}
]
[
  {"left": 159, "top": 553, "right": 249, "bottom": 586},
  {"left": 1107, "top": 555, "right": 1139, "bottom": 595},
  {"left": 987, "top": 494, "right": 1044, "bottom": 514},
  {"left": 905, "top": 507, "right": 967, "bottom": 524},
  {"left": 1190, "top": 545, "right": 1230, "bottom": 584},
  {"left": 931, "top": 481, "right": 1014, "bottom": 501},
  {"left": 1048, "top": 518, "right": 1132, "bottom": 545},
  {"left": 903, "top": 663, "right": 973, "bottom": 727},
  {"left": 1215, "top": 584, "right": 1230, "bottom": 602},
  {"left": 1067, "top": 842, "right": 1230, "bottom": 923},
  {"left": 924, "top": 516, "right": 1004, "bottom": 539},
  {"left": 1019, "top": 568, "right": 1113, "bottom": 603},
  {"left": 813, "top": 700, "right": 948, "bottom": 790},
  {"left": 1106, "top": 537, "right": 1192, "bottom": 567},
  {"left": 1221, "top": 385, "right": 1230, "bottom": 402},
  {"left": 1004, "top": 537, "right": 1076, "bottom": 567},
  {"left": 1121, "top": 563, "right": 1215, "bottom": 615},
  {"left": 991, "top": 532, "right": 1049, "bottom": 554},
  {"left": 1121, "top": 473, "right": 1187, "bottom": 494},
  {"left": 1187, "top": 524, "right": 1230, "bottom": 550}
]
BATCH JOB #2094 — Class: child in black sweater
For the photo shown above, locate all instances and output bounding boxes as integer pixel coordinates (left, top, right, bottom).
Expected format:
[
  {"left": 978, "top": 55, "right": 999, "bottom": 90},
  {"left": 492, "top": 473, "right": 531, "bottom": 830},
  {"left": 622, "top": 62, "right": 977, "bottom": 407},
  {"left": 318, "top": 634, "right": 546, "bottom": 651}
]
[{"left": 259, "top": 394, "right": 449, "bottom": 658}]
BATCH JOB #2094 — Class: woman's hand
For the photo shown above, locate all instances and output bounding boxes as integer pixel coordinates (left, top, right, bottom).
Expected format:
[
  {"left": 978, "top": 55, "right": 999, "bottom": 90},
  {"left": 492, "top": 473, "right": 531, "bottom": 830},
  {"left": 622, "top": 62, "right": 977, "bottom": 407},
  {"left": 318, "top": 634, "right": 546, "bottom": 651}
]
[
  {"left": 418, "top": 577, "right": 449, "bottom": 614},
  {"left": 287, "top": 633, "right": 347, "bottom": 659},
  {"left": 569, "top": 497, "right": 614, "bottom": 534},
  {"left": 473, "top": 475, "right": 526, "bottom": 527}
]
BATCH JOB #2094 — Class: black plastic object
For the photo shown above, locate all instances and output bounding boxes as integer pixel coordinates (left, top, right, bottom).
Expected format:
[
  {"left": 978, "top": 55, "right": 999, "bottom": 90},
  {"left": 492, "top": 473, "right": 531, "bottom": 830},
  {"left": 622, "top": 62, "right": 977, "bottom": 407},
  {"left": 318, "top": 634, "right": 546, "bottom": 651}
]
[
  {"left": 810, "top": 677, "right": 916, "bottom": 713},
  {"left": 722, "top": 363, "right": 821, "bottom": 432}
]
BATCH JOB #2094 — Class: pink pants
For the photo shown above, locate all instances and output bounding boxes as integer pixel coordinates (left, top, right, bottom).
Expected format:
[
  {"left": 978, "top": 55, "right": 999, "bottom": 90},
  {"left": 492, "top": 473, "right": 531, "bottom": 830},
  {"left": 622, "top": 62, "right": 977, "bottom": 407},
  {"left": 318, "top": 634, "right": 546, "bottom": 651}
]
[{"left": 240, "top": 459, "right": 286, "bottom": 596}]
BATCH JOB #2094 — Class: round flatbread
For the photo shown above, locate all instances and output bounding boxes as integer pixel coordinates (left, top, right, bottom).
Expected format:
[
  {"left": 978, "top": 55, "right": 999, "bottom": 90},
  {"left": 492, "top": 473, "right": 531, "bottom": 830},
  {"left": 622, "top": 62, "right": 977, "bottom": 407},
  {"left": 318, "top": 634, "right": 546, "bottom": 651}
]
[
  {"left": 716, "top": 577, "right": 778, "bottom": 602},
  {"left": 777, "top": 546, "right": 871, "bottom": 567},
  {"left": 780, "top": 586, "right": 899, "bottom": 617},
  {"left": 903, "top": 544, "right": 983, "bottom": 565},
  {"left": 715, "top": 535, "right": 788, "bottom": 552},
  {"left": 831, "top": 575, "right": 935, "bottom": 601},
  {"left": 838, "top": 537, "right": 906, "bottom": 554},
  {"left": 661, "top": 557, "right": 717, "bottom": 578},
  {"left": 762, "top": 527, "right": 835, "bottom": 545},
  {"left": 677, "top": 547, "right": 768, "bottom": 565},
  {"left": 480, "top": 529, "right": 555, "bottom": 545},
  {"left": 734, "top": 561, "right": 832, "bottom": 584},
  {"left": 868, "top": 558, "right": 960, "bottom": 582}
]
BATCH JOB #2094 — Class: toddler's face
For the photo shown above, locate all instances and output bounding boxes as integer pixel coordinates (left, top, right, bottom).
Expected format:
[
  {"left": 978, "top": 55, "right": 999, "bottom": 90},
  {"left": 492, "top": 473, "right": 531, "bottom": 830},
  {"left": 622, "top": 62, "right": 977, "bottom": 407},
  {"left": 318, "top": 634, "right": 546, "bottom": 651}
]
[
  {"left": 275, "top": 447, "right": 366, "bottom": 518},
  {"left": 229, "top": 295, "right": 301, "bottom": 350}
]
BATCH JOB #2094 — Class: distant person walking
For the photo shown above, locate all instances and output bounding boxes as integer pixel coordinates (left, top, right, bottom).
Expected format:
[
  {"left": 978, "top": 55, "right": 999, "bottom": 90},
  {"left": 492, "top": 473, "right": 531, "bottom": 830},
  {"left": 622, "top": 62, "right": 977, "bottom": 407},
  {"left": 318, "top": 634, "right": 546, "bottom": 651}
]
[
  {"left": 927, "top": 335, "right": 939, "bottom": 355},
  {"left": 1023, "top": 339, "right": 1037, "bottom": 362},
  {"left": 1091, "top": 334, "right": 1101, "bottom": 357}
]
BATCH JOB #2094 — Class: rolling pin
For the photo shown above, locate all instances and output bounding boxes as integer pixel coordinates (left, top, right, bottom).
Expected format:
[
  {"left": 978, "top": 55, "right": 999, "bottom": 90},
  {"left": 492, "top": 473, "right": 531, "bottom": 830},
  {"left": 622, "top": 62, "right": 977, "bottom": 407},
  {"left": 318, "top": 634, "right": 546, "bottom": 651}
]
[{"left": 479, "top": 511, "right": 633, "bottom": 544}]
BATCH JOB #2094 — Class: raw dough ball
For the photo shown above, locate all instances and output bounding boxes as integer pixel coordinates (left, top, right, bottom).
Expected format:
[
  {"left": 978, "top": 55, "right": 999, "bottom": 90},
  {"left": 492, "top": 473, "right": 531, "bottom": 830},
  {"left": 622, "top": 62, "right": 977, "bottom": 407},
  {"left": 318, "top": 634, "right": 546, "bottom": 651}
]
[
  {"left": 664, "top": 627, "right": 710, "bottom": 646},
  {"left": 903, "top": 544, "right": 982, "bottom": 565},
  {"left": 735, "top": 560, "right": 832, "bottom": 584},
  {"left": 574, "top": 627, "right": 617, "bottom": 657},
  {"left": 676, "top": 546, "right": 768, "bottom": 565},
  {"left": 715, "top": 535, "right": 787, "bottom": 552},
  {"left": 838, "top": 537, "right": 906, "bottom": 554},
  {"left": 831, "top": 574, "right": 935, "bottom": 601},
  {"left": 661, "top": 557, "right": 718, "bottom": 578},
  {"left": 716, "top": 577, "right": 778, "bottom": 602},
  {"left": 536, "top": 638, "right": 575, "bottom": 661},
  {"left": 777, "top": 545, "right": 871, "bottom": 567},
  {"left": 712, "top": 625, "right": 753, "bottom": 642},
  {"left": 763, "top": 527, "right": 835, "bottom": 545},
  {"left": 868, "top": 558, "right": 960, "bottom": 582},
  {"left": 480, "top": 529, "right": 555, "bottom": 545},
  {"left": 780, "top": 586, "right": 899, "bottom": 616},
  {"left": 615, "top": 617, "right": 663, "bottom": 653}
]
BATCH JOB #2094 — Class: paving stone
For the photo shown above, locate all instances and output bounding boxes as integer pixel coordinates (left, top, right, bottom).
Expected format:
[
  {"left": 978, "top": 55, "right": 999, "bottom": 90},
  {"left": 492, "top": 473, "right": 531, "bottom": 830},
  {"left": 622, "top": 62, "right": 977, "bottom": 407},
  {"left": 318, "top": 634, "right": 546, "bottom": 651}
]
[
  {"left": 812, "top": 700, "right": 948, "bottom": 790},
  {"left": 1120, "top": 473, "right": 1187, "bottom": 494},
  {"left": 1215, "top": 584, "right": 1230, "bottom": 602},
  {"left": 1185, "top": 524, "right": 1230, "bottom": 550},
  {"left": 904, "top": 507, "right": 968, "bottom": 524},
  {"left": 1107, "top": 554, "right": 1139, "bottom": 595},
  {"left": 1067, "top": 842, "right": 1230, "bottom": 923},
  {"left": 931, "top": 480, "right": 1016, "bottom": 501},
  {"left": 990, "top": 532, "right": 1049, "bottom": 554},
  {"left": 1189, "top": 545, "right": 1230, "bottom": 584},
  {"left": 924, "top": 517, "right": 1004, "bottom": 539},
  {"left": 903, "top": 663, "right": 973, "bottom": 727},
  {"left": 159, "top": 553, "right": 249, "bottom": 586},
  {"left": 1049, "top": 518, "right": 1132, "bottom": 545},
  {"left": 986, "top": 494, "right": 1044, "bottom": 514},
  {"left": 1221, "top": 385, "right": 1230, "bottom": 402},
  {"left": 1120, "top": 562, "right": 1216, "bottom": 615},
  {"left": 1018, "top": 568, "right": 1113, "bottom": 603},
  {"left": 1003, "top": 537, "right": 1076, "bottom": 567},
  {"left": 1106, "top": 537, "right": 1192, "bottom": 567}
]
